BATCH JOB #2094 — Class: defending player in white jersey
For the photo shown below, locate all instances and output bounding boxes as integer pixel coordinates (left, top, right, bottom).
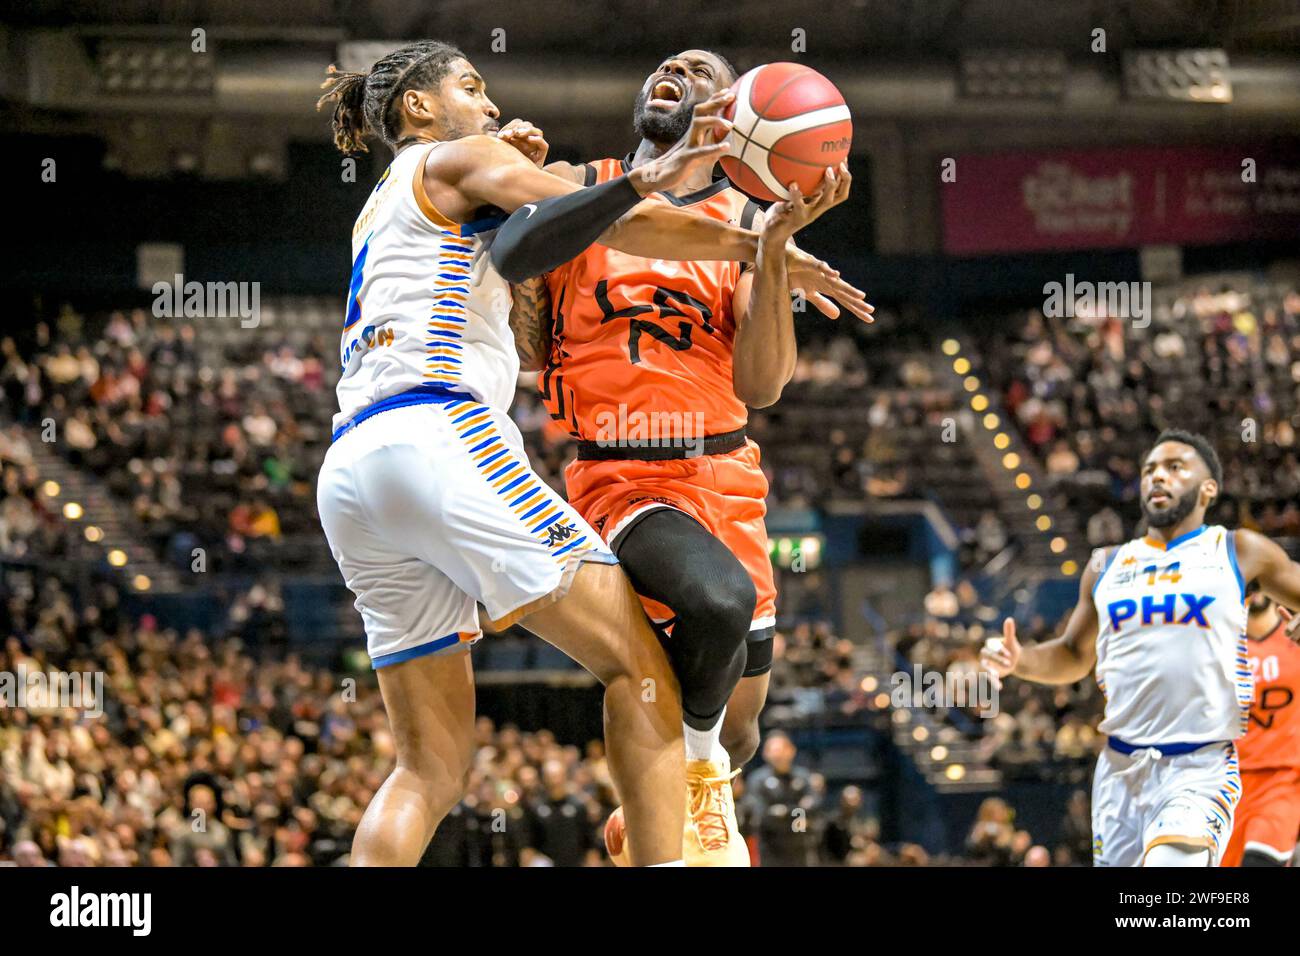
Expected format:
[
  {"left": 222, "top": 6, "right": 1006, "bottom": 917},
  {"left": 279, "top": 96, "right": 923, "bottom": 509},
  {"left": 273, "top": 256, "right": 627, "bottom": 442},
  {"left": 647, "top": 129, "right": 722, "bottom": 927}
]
[
  {"left": 312, "top": 40, "right": 860, "bottom": 867},
  {"left": 982, "top": 430, "right": 1300, "bottom": 867}
]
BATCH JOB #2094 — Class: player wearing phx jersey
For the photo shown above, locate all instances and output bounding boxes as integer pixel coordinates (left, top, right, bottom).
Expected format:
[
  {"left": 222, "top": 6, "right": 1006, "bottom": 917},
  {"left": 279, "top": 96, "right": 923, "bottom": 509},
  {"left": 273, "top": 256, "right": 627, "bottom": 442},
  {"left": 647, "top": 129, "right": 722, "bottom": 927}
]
[
  {"left": 493, "top": 49, "right": 873, "bottom": 866},
  {"left": 1221, "top": 586, "right": 1300, "bottom": 866},
  {"left": 312, "top": 40, "right": 853, "bottom": 868},
  {"left": 982, "top": 430, "right": 1300, "bottom": 867}
]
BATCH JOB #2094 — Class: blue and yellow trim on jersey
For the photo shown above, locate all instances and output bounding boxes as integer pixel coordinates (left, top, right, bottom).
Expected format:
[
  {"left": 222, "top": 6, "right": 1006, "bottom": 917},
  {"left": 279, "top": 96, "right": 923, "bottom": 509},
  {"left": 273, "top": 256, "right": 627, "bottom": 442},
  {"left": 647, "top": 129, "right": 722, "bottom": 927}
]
[
  {"left": 1234, "top": 629, "right": 1253, "bottom": 735},
  {"left": 410, "top": 155, "right": 507, "bottom": 391},
  {"left": 423, "top": 231, "right": 473, "bottom": 390},
  {"left": 1204, "top": 742, "right": 1243, "bottom": 855}
]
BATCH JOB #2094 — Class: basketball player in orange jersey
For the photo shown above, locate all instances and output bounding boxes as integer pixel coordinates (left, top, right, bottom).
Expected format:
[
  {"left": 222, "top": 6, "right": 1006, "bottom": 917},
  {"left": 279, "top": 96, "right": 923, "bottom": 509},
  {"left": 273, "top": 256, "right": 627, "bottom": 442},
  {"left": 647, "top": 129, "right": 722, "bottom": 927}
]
[
  {"left": 1222, "top": 584, "right": 1300, "bottom": 866},
  {"left": 315, "top": 40, "right": 859, "bottom": 867},
  {"left": 492, "top": 49, "right": 873, "bottom": 865}
]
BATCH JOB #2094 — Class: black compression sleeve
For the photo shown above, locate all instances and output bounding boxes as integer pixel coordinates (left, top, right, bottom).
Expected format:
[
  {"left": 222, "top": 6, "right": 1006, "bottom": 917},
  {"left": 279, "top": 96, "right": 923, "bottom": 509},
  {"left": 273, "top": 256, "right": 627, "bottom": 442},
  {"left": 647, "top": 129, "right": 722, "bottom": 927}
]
[{"left": 489, "top": 174, "right": 642, "bottom": 283}]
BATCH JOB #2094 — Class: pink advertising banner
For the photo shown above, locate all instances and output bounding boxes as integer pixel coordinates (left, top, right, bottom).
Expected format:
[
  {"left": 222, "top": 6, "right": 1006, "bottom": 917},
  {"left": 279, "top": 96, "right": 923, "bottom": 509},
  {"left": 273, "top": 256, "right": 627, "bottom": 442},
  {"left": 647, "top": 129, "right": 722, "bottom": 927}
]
[{"left": 941, "top": 145, "right": 1300, "bottom": 255}]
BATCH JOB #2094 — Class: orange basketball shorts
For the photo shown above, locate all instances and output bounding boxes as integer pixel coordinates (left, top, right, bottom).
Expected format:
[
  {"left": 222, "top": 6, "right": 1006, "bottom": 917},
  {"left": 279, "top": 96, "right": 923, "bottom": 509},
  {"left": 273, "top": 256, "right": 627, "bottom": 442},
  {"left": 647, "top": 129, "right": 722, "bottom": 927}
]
[
  {"left": 1221, "top": 766, "right": 1300, "bottom": 866},
  {"left": 563, "top": 440, "right": 776, "bottom": 636}
]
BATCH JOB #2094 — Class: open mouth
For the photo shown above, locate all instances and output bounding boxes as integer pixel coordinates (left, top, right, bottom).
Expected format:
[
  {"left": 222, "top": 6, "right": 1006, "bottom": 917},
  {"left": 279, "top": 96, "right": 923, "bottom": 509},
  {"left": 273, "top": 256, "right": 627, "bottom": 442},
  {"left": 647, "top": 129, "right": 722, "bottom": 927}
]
[{"left": 647, "top": 74, "right": 687, "bottom": 109}]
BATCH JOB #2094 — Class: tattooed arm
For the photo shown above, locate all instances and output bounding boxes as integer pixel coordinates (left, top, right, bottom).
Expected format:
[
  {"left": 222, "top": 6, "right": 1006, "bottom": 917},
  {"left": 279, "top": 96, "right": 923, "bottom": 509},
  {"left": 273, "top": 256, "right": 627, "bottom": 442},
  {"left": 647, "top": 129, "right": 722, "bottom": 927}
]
[{"left": 509, "top": 276, "right": 552, "bottom": 372}]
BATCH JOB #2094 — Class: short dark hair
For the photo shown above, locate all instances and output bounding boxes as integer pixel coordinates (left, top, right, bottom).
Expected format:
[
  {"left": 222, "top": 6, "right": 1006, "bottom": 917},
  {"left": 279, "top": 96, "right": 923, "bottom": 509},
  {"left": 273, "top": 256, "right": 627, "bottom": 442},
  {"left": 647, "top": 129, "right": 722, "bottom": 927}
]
[
  {"left": 709, "top": 51, "right": 741, "bottom": 85},
  {"left": 1145, "top": 429, "right": 1224, "bottom": 491}
]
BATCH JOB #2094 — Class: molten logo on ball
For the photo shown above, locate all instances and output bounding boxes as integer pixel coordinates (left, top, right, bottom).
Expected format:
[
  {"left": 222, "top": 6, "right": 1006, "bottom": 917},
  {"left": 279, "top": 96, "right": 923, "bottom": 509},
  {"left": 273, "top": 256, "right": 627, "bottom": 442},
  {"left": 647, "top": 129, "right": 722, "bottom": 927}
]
[{"left": 720, "top": 62, "right": 853, "bottom": 202}]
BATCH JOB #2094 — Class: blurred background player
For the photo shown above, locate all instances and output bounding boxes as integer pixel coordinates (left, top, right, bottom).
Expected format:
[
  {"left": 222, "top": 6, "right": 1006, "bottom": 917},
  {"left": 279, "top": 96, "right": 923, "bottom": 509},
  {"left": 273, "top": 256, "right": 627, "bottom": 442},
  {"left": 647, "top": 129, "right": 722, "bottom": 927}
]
[
  {"left": 982, "top": 430, "right": 1300, "bottom": 866},
  {"left": 314, "top": 39, "right": 792, "bottom": 866},
  {"left": 1220, "top": 584, "right": 1300, "bottom": 866},
  {"left": 495, "top": 49, "right": 870, "bottom": 865}
]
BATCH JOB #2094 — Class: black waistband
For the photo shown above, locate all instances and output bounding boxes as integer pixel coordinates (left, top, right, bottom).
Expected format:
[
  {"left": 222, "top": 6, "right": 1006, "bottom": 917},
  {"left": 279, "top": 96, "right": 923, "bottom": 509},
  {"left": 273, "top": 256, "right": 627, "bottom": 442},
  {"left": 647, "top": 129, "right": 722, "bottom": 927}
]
[{"left": 575, "top": 426, "right": 747, "bottom": 461}]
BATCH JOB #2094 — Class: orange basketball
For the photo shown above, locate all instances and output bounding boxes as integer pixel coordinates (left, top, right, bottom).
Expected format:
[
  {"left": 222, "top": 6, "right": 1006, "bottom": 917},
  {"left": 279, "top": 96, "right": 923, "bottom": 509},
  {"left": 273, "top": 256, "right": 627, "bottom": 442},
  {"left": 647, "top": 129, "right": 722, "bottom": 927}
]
[{"left": 721, "top": 62, "right": 853, "bottom": 202}]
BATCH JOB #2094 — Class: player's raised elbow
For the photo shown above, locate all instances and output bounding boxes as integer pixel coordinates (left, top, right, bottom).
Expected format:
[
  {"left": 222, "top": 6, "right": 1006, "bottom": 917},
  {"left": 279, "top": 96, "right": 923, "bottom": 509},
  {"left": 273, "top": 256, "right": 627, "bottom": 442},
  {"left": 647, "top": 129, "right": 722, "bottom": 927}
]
[
  {"left": 734, "top": 362, "right": 792, "bottom": 409},
  {"left": 735, "top": 380, "right": 784, "bottom": 409}
]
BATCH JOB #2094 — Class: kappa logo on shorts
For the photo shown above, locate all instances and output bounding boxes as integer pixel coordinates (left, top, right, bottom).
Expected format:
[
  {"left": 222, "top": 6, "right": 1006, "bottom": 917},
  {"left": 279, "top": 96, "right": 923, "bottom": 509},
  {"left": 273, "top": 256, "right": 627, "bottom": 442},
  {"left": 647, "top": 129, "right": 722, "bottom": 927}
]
[{"left": 541, "top": 519, "right": 580, "bottom": 548}]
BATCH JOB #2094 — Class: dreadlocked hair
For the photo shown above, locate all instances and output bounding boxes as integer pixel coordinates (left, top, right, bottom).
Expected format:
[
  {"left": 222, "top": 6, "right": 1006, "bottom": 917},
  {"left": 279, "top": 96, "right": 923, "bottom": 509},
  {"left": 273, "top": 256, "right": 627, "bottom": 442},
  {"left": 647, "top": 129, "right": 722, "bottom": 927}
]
[{"left": 317, "top": 40, "right": 466, "bottom": 155}]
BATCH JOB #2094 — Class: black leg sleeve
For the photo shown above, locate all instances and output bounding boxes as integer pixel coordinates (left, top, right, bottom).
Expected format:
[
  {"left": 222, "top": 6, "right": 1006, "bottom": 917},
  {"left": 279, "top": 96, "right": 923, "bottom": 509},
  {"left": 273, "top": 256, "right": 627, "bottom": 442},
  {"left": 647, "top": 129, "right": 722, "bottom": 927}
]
[
  {"left": 614, "top": 508, "right": 756, "bottom": 730},
  {"left": 1239, "top": 848, "right": 1287, "bottom": 867}
]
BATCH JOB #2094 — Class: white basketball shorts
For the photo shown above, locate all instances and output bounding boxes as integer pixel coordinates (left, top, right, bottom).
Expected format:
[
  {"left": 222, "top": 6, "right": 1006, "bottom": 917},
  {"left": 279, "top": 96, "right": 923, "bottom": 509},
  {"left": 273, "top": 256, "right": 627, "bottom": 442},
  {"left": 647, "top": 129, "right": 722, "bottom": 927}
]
[
  {"left": 317, "top": 393, "right": 616, "bottom": 668},
  {"left": 1091, "top": 740, "right": 1241, "bottom": 866}
]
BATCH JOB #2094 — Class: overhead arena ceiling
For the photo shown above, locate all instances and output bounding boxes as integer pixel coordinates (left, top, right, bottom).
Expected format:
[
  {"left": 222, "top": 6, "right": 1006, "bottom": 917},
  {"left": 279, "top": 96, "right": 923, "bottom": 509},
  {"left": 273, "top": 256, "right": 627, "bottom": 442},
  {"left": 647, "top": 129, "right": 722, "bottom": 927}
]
[
  {"left": 3, "top": 0, "right": 1299, "bottom": 194},
  {"left": 9, "top": 0, "right": 1300, "bottom": 56}
]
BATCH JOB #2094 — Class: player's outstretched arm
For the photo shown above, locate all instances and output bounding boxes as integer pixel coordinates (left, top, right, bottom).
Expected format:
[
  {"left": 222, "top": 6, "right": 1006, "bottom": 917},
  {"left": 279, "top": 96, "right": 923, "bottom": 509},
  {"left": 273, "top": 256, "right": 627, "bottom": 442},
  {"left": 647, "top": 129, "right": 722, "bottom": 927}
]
[
  {"left": 544, "top": 161, "right": 871, "bottom": 333},
  {"left": 438, "top": 95, "right": 763, "bottom": 275},
  {"left": 981, "top": 549, "right": 1106, "bottom": 685},
  {"left": 466, "top": 139, "right": 759, "bottom": 277},
  {"left": 1235, "top": 529, "right": 1300, "bottom": 642}
]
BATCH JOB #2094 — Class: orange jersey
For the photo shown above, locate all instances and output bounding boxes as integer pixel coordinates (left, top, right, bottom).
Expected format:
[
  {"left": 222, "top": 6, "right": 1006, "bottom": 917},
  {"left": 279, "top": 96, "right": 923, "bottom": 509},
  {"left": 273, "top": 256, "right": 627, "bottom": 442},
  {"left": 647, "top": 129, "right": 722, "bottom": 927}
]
[
  {"left": 1239, "top": 619, "right": 1300, "bottom": 771},
  {"left": 540, "top": 157, "right": 759, "bottom": 441}
]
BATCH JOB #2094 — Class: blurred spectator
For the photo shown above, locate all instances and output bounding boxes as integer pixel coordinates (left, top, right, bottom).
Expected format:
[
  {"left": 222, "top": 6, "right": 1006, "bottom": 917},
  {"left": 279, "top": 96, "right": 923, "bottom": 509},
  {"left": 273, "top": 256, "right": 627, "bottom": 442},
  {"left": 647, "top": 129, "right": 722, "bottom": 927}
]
[
  {"left": 820, "top": 785, "right": 873, "bottom": 865},
  {"left": 741, "top": 732, "right": 821, "bottom": 866},
  {"left": 964, "top": 797, "right": 1025, "bottom": 867}
]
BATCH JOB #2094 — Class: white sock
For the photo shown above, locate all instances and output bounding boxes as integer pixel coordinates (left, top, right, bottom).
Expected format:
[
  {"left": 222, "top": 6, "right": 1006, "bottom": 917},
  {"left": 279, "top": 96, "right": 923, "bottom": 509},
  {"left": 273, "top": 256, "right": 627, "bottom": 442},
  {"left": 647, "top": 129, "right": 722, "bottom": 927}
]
[
  {"left": 683, "top": 708, "right": 729, "bottom": 765},
  {"left": 649, "top": 859, "right": 685, "bottom": 867}
]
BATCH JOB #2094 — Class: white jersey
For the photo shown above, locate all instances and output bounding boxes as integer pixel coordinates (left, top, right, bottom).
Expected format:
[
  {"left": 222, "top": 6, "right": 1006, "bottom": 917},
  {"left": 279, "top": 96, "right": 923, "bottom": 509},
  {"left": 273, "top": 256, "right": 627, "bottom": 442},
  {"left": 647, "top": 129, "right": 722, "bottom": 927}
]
[
  {"left": 333, "top": 141, "right": 517, "bottom": 435},
  {"left": 1091, "top": 524, "right": 1251, "bottom": 747}
]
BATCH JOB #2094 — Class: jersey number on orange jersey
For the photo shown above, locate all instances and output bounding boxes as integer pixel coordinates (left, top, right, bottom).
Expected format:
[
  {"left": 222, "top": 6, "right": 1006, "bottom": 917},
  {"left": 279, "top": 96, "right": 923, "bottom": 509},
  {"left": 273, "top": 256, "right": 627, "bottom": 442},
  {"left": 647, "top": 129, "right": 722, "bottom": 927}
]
[
  {"left": 595, "top": 280, "right": 716, "bottom": 365},
  {"left": 1248, "top": 653, "right": 1294, "bottom": 730}
]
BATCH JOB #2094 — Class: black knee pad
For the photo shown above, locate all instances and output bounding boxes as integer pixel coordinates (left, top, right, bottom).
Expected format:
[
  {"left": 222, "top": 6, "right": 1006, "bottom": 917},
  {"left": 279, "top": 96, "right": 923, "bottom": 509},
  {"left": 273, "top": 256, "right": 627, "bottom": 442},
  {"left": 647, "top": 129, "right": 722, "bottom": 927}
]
[
  {"left": 675, "top": 572, "right": 756, "bottom": 645},
  {"left": 665, "top": 572, "right": 755, "bottom": 701},
  {"left": 614, "top": 508, "right": 757, "bottom": 723}
]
